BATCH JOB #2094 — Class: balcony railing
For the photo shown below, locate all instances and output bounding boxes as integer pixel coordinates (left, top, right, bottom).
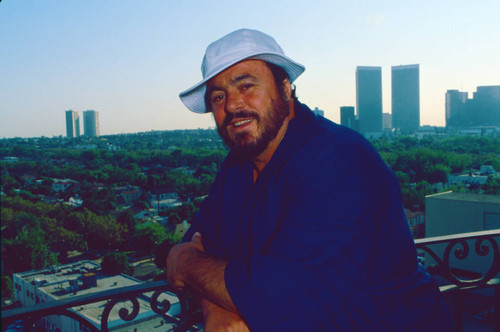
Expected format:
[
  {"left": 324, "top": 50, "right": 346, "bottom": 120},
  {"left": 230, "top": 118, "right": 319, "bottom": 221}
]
[
  {"left": 1, "top": 280, "right": 202, "bottom": 332},
  {"left": 415, "top": 229, "right": 500, "bottom": 331},
  {"left": 2, "top": 229, "right": 499, "bottom": 332}
]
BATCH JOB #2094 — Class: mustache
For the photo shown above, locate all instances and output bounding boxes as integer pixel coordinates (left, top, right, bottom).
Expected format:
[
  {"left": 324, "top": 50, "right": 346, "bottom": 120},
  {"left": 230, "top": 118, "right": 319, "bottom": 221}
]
[{"left": 223, "top": 110, "right": 260, "bottom": 127}]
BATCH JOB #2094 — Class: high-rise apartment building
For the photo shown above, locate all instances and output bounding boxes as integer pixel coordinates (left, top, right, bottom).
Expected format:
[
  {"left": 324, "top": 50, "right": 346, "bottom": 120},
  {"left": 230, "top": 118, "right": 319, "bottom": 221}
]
[
  {"left": 391, "top": 64, "right": 420, "bottom": 134},
  {"left": 445, "top": 90, "right": 468, "bottom": 128},
  {"left": 356, "top": 66, "right": 382, "bottom": 133},
  {"left": 471, "top": 86, "right": 500, "bottom": 126},
  {"left": 446, "top": 86, "right": 500, "bottom": 128},
  {"left": 65, "top": 110, "right": 80, "bottom": 138},
  {"left": 340, "top": 106, "right": 358, "bottom": 131},
  {"left": 382, "top": 113, "right": 392, "bottom": 131},
  {"left": 83, "top": 110, "right": 100, "bottom": 137}
]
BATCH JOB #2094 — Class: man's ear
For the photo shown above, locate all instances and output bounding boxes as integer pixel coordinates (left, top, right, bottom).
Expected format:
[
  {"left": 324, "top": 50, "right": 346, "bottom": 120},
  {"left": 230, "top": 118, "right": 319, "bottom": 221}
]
[{"left": 282, "top": 78, "right": 292, "bottom": 102}]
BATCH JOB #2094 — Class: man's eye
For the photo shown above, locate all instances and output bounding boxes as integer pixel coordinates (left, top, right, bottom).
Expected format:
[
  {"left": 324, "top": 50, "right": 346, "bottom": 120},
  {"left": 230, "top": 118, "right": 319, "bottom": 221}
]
[
  {"left": 212, "top": 94, "right": 224, "bottom": 103},
  {"left": 242, "top": 84, "right": 253, "bottom": 90}
]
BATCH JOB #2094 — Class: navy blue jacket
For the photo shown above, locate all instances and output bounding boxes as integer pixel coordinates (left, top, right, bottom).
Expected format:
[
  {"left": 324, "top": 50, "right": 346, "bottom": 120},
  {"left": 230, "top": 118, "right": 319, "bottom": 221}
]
[{"left": 185, "top": 100, "right": 451, "bottom": 331}]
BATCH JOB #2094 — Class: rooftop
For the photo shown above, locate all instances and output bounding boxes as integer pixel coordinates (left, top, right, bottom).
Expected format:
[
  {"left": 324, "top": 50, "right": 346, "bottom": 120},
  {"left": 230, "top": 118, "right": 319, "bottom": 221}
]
[
  {"left": 14, "top": 260, "right": 180, "bottom": 329},
  {"left": 426, "top": 191, "right": 500, "bottom": 204}
]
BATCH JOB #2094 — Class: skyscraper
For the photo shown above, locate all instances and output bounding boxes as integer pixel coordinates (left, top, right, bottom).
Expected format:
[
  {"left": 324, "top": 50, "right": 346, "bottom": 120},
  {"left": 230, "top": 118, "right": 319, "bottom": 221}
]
[
  {"left": 382, "top": 113, "right": 392, "bottom": 131},
  {"left": 445, "top": 90, "right": 468, "bottom": 128},
  {"left": 446, "top": 86, "right": 500, "bottom": 128},
  {"left": 471, "top": 86, "right": 500, "bottom": 126},
  {"left": 391, "top": 64, "right": 420, "bottom": 134},
  {"left": 65, "top": 110, "right": 80, "bottom": 138},
  {"left": 340, "top": 106, "right": 358, "bottom": 131},
  {"left": 83, "top": 110, "right": 100, "bottom": 137},
  {"left": 356, "top": 66, "right": 382, "bottom": 133}
]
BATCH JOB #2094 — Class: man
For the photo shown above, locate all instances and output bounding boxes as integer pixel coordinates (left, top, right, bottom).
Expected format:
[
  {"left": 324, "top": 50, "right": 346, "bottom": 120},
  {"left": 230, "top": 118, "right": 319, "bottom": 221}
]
[{"left": 167, "top": 29, "right": 451, "bottom": 331}]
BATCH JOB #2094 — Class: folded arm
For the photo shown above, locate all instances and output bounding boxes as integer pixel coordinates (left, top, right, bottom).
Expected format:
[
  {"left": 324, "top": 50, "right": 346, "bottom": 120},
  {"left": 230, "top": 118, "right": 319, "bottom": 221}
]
[{"left": 167, "top": 232, "right": 249, "bottom": 331}]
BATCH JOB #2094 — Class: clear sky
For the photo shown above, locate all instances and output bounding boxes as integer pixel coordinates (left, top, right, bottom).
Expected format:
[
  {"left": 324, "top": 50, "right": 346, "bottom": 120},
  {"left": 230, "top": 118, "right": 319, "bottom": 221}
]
[{"left": 1, "top": 0, "right": 499, "bottom": 138}]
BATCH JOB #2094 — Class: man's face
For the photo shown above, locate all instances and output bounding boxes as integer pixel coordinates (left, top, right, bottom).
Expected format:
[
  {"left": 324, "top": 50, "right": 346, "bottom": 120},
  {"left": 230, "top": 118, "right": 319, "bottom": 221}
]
[{"left": 206, "top": 60, "right": 290, "bottom": 160}]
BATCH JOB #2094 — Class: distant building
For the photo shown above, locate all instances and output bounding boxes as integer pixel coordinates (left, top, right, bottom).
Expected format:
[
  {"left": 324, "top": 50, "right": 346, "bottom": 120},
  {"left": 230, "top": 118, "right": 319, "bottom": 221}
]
[
  {"left": 52, "top": 179, "right": 80, "bottom": 193},
  {"left": 65, "top": 110, "right": 80, "bottom": 138},
  {"left": 12, "top": 260, "right": 181, "bottom": 332},
  {"left": 446, "top": 90, "right": 468, "bottom": 128},
  {"left": 382, "top": 113, "right": 392, "bottom": 131},
  {"left": 448, "top": 165, "right": 497, "bottom": 188},
  {"left": 312, "top": 107, "right": 324, "bottom": 117},
  {"left": 113, "top": 185, "right": 142, "bottom": 206},
  {"left": 356, "top": 66, "right": 382, "bottom": 133},
  {"left": 446, "top": 86, "right": 500, "bottom": 128},
  {"left": 83, "top": 110, "right": 100, "bottom": 137},
  {"left": 340, "top": 106, "right": 358, "bottom": 131},
  {"left": 391, "top": 64, "right": 420, "bottom": 134},
  {"left": 150, "top": 190, "right": 182, "bottom": 211},
  {"left": 470, "top": 86, "right": 500, "bottom": 126}
]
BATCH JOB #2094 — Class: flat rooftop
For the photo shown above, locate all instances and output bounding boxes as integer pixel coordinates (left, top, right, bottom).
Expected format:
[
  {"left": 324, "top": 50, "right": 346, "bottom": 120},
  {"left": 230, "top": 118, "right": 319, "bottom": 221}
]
[
  {"left": 426, "top": 191, "right": 500, "bottom": 204},
  {"left": 15, "top": 260, "right": 180, "bottom": 328}
]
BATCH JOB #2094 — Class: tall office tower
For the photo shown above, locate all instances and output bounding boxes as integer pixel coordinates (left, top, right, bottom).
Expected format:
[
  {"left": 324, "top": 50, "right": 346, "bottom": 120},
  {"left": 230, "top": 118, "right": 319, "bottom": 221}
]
[
  {"left": 382, "top": 113, "right": 392, "bottom": 131},
  {"left": 356, "top": 66, "right": 382, "bottom": 133},
  {"left": 445, "top": 90, "right": 468, "bottom": 128},
  {"left": 471, "top": 86, "right": 500, "bottom": 126},
  {"left": 446, "top": 86, "right": 500, "bottom": 128},
  {"left": 391, "top": 64, "right": 420, "bottom": 134},
  {"left": 83, "top": 110, "right": 100, "bottom": 137},
  {"left": 340, "top": 106, "right": 358, "bottom": 131},
  {"left": 65, "top": 110, "right": 80, "bottom": 138}
]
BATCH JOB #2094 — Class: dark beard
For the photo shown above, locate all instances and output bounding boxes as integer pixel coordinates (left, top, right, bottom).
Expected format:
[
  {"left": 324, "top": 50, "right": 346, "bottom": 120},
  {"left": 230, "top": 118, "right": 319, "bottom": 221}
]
[{"left": 216, "top": 96, "right": 290, "bottom": 161}]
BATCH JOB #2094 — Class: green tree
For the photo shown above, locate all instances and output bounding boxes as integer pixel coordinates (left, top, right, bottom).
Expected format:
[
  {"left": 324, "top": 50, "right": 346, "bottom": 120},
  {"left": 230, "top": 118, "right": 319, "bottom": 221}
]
[
  {"left": 117, "top": 210, "right": 137, "bottom": 233},
  {"left": 132, "top": 222, "right": 169, "bottom": 253},
  {"left": 101, "top": 252, "right": 131, "bottom": 275},
  {"left": 3, "top": 226, "right": 58, "bottom": 272},
  {"left": 0, "top": 174, "right": 20, "bottom": 191},
  {"left": 482, "top": 176, "right": 500, "bottom": 195},
  {"left": 1, "top": 275, "right": 14, "bottom": 299}
]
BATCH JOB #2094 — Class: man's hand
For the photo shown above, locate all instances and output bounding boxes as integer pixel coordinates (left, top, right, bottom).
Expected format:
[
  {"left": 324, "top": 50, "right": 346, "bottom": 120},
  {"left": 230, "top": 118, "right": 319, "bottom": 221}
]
[
  {"left": 166, "top": 232, "right": 204, "bottom": 289},
  {"left": 202, "top": 298, "right": 250, "bottom": 332},
  {"left": 166, "top": 232, "right": 241, "bottom": 315}
]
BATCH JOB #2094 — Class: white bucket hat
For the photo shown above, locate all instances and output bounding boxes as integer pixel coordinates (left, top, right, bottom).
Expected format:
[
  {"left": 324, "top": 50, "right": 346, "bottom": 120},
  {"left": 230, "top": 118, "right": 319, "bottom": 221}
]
[{"left": 179, "top": 28, "right": 305, "bottom": 114}]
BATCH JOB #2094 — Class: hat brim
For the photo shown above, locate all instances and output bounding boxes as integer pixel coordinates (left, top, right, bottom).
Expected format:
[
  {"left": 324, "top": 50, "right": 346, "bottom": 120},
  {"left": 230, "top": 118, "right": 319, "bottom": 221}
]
[{"left": 179, "top": 53, "right": 305, "bottom": 114}]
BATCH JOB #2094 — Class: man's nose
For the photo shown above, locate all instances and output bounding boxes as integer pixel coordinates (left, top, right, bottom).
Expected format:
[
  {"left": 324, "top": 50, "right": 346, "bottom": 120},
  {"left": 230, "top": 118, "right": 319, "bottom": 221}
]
[{"left": 225, "top": 92, "right": 244, "bottom": 113}]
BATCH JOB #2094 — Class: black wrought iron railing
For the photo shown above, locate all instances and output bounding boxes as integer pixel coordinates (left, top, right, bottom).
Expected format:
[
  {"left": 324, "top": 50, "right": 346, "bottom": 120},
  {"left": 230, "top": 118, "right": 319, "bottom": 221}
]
[
  {"left": 1, "top": 280, "right": 202, "bottom": 332},
  {"left": 415, "top": 229, "right": 500, "bottom": 331},
  {"left": 2, "top": 229, "right": 499, "bottom": 332}
]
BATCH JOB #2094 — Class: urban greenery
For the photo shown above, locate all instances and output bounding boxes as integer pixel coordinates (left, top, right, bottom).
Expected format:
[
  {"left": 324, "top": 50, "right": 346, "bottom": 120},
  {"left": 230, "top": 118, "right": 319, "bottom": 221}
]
[{"left": 1, "top": 130, "right": 499, "bottom": 301}]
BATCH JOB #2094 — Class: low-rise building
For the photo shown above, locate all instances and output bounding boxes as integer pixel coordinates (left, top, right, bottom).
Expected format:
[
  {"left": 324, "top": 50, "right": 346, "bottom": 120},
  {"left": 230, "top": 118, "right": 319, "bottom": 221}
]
[
  {"left": 52, "top": 179, "right": 80, "bottom": 193},
  {"left": 448, "top": 166, "right": 497, "bottom": 188},
  {"left": 424, "top": 192, "right": 500, "bottom": 279},
  {"left": 13, "top": 260, "right": 181, "bottom": 331},
  {"left": 150, "top": 190, "right": 182, "bottom": 211},
  {"left": 114, "top": 185, "right": 142, "bottom": 206}
]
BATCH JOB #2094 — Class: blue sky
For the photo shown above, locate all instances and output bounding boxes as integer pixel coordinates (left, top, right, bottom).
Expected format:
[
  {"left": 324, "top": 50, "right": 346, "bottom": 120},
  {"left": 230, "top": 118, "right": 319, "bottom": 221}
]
[{"left": 1, "top": 0, "right": 499, "bottom": 138}]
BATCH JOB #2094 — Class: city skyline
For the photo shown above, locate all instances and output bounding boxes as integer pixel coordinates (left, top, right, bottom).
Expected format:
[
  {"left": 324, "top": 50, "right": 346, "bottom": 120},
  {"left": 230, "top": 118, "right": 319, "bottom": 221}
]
[{"left": 1, "top": 1, "right": 499, "bottom": 138}]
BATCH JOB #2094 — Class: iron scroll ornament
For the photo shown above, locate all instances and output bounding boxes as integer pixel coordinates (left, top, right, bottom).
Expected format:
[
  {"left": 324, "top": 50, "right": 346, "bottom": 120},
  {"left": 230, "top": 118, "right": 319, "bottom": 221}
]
[
  {"left": 2, "top": 281, "right": 192, "bottom": 332},
  {"left": 416, "top": 234, "right": 500, "bottom": 288},
  {"left": 99, "top": 283, "right": 189, "bottom": 332}
]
